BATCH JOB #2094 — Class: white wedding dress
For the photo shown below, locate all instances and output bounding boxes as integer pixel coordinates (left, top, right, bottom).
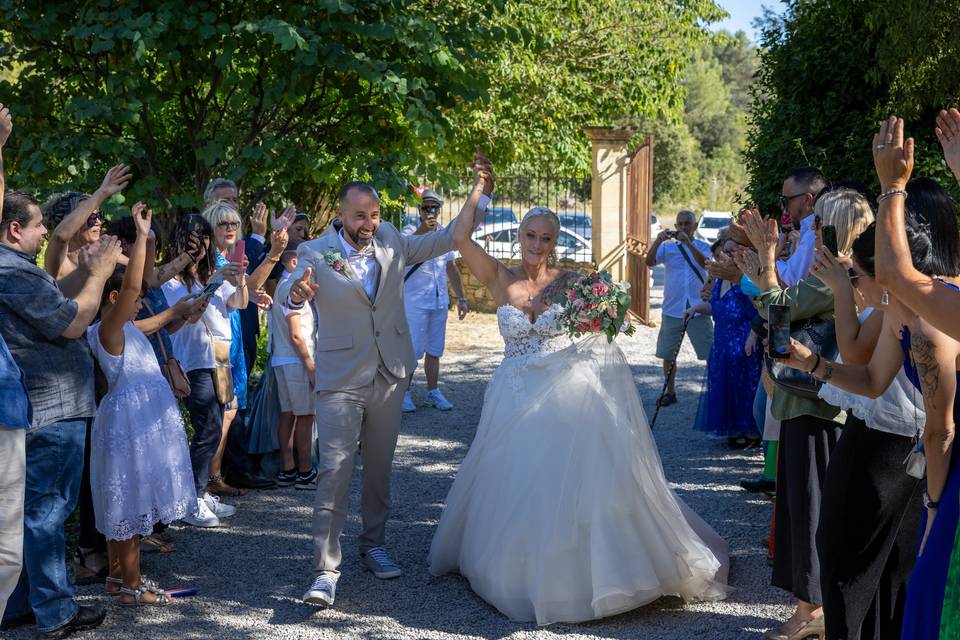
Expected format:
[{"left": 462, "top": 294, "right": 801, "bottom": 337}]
[{"left": 428, "top": 304, "right": 730, "bottom": 625}]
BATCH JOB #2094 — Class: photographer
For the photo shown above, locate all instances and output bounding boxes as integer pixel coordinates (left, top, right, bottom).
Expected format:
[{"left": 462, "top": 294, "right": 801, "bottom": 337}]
[{"left": 645, "top": 209, "right": 712, "bottom": 406}]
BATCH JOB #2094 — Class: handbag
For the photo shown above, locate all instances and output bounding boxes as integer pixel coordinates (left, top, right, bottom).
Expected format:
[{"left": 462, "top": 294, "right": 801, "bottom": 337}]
[
  {"left": 764, "top": 315, "right": 838, "bottom": 400},
  {"left": 142, "top": 300, "right": 191, "bottom": 399},
  {"left": 200, "top": 312, "right": 236, "bottom": 406}
]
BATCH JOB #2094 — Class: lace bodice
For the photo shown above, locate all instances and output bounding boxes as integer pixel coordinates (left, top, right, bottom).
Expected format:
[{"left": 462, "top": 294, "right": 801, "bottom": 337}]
[{"left": 497, "top": 304, "right": 570, "bottom": 360}]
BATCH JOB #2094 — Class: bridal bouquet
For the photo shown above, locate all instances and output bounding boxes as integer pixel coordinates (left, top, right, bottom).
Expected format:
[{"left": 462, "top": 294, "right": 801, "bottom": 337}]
[{"left": 556, "top": 271, "right": 636, "bottom": 343}]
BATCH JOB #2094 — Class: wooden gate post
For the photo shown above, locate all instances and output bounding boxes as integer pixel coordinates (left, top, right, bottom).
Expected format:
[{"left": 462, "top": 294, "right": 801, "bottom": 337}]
[{"left": 584, "top": 126, "right": 636, "bottom": 283}]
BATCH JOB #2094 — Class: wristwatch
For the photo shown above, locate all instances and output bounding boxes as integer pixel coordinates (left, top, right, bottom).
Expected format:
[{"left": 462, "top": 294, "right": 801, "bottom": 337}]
[{"left": 924, "top": 490, "right": 940, "bottom": 510}]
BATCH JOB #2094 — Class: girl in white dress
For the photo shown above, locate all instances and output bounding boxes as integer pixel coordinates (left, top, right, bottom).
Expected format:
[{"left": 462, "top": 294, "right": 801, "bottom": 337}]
[
  {"left": 428, "top": 155, "right": 730, "bottom": 625},
  {"left": 88, "top": 204, "right": 195, "bottom": 606}
]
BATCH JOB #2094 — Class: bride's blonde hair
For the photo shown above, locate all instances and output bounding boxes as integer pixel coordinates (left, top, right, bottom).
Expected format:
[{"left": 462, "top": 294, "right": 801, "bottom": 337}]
[{"left": 516, "top": 207, "right": 561, "bottom": 265}]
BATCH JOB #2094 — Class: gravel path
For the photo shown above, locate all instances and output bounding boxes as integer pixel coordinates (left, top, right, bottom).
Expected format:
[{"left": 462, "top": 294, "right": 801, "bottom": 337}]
[{"left": 9, "top": 270, "right": 793, "bottom": 639}]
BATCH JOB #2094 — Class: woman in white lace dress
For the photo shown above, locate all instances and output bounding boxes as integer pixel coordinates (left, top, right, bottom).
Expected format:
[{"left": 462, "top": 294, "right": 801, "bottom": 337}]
[
  {"left": 427, "top": 157, "right": 730, "bottom": 625},
  {"left": 88, "top": 205, "right": 195, "bottom": 606}
]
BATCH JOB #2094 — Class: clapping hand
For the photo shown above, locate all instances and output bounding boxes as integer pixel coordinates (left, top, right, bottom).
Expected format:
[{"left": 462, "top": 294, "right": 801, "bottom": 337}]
[
  {"left": 272, "top": 204, "right": 297, "bottom": 231},
  {"left": 96, "top": 164, "right": 133, "bottom": 200},
  {"left": 0, "top": 103, "right": 12, "bottom": 147},
  {"left": 251, "top": 288, "right": 273, "bottom": 309},
  {"left": 266, "top": 227, "right": 289, "bottom": 260},
  {"left": 936, "top": 108, "right": 960, "bottom": 182},
  {"left": 289, "top": 266, "right": 319, "bottom": 304},
  {"left": 741, "top": 209, "right": 779, "bottom": 261},
  {"left": 131, "top": 202, "right": 153, "bottom": 237},
  {"left": 79, "top": 235, "right": 123, "bottom": 279},
  {"left": 732, "top": 245, "right": 762, "bottom": 282},
  {"left": 706, "top": 252, "right": 741, "bottom": 282},
  {"left": 250, "top": 202, "right": 269, "bottom": 236},
  {"left": 873, "top": 115, "right": 914, "bottom": 191}
]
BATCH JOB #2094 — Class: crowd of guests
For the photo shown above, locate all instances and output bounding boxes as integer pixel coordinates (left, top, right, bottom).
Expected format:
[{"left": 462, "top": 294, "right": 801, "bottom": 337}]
[
  {"left": 658, "top": 112, "right": 960, "bottom": 640},
  {"left": 0, "top": 104, "right": 465, "bottom": 638}
]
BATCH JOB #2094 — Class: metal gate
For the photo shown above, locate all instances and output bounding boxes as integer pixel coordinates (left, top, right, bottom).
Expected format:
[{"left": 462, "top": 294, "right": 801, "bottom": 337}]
[{"left": 626, "top": 135, "right": 654, "bottom": 325}]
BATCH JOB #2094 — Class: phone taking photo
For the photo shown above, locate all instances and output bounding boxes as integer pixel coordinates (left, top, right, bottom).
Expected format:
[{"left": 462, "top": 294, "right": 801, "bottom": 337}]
[
  {"left": 821, "top": 225, "right": 839, "bottom": 257},
  {"left": 226, "top": 239, "right": 245, "bottom": 264},
  {"left": 768, "top": 304, "right": 791, "bottom": 359},
  {"left": 195, "top": 280, "right": 223, "bottom": 301}
]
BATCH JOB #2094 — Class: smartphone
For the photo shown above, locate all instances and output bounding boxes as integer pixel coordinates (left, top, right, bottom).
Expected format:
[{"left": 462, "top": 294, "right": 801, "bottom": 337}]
[
  {"left": 822, "top": 225, "right": 839, "bottom": 256},
  {"left": 226, "top": 239, "right": 245, "bottom": 264},
  {"left": 768, "top": 304, "right": 792, "bottom": 359},
  {"left": 195, "top": 280, "right": 223, "bottom": 301}
]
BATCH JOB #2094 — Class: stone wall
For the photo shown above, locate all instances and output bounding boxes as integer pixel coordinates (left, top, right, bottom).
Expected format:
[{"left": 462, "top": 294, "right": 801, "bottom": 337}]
[{"left": 452, "top": 258, "right": 594, "bottom": 313}]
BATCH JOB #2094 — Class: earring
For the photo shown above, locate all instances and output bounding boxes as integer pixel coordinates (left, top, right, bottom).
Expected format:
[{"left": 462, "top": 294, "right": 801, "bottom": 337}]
[{"left": 881, "top": 288, "right": 889, "bottom": 306}]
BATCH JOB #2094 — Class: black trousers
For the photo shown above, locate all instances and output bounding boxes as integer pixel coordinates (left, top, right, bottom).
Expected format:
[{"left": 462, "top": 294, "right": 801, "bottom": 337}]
[
  {"left": 183, "top": 369, "right": 225, "bottom": 495},
  {"left": 818, "top": 415, "right": 922, "bottom": 640},
  {"left": 772, "top": 414, "right": 843, "bottom": 604}
]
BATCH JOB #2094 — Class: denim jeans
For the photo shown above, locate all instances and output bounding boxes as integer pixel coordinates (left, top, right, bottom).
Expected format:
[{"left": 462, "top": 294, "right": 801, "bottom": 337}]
[
  {"left": 184, "top": 369, "right": 225, "bottom": 494},
  {"left": 4, "top": 419, "right": 86, "bottom": 633}
]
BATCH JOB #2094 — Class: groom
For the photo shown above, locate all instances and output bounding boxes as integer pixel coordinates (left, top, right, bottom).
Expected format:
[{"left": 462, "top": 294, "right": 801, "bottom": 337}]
[{"left": 286, "top": 166, "right": 492, "bottom": 607}]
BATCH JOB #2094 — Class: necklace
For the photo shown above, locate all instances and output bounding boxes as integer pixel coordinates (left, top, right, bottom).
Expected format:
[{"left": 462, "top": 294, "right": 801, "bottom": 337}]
[{"left": 525, "top": 278, "right": 537, "bottom": 302}]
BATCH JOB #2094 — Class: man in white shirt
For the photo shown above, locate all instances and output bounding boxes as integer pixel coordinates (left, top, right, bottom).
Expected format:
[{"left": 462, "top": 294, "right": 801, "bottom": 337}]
[
  {"left": 645, "top": 210, "right": 713, "bottom": 406},
  {"left": 775, "top": 166, "right": 827, "bottom": 286},
  {"left": 399, "top": 189, "right": 468, "bottom": 412}
]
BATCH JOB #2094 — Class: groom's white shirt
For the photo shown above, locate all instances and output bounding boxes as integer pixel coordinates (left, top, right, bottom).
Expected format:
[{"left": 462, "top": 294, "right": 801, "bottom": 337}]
[{"left": 338, "top": 230, "right": 379, "bottom": 299}]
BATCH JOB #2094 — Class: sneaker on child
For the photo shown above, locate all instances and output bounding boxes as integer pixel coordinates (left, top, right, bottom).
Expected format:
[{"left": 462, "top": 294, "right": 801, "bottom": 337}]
[{"left": 203, "top": 492, "right": 237, "bottom": 518}]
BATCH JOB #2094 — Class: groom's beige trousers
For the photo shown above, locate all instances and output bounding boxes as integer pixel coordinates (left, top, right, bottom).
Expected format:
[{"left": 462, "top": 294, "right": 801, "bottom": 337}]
[{"left": 311, "top": 370, "right": 405, "bottom": 577}]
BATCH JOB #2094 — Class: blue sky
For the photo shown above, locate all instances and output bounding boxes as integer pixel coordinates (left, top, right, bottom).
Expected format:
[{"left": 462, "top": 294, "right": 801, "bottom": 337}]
[{"left": 711, "top": 0, "right": 778, "bottom": 42}]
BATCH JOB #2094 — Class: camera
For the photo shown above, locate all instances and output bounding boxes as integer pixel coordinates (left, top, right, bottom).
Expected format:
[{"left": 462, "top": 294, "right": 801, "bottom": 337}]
[{"left": 664, "top": 230, "right": 678, "bottom": 240}]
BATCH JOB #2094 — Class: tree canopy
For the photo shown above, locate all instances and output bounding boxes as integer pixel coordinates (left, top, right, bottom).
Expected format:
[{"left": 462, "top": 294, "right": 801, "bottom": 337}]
[
  {"left": 0, "top": 0, "right": 724, "bottom": 230},
  {"left": 745, "top": 0, "right": 960, "bottom": 213}
]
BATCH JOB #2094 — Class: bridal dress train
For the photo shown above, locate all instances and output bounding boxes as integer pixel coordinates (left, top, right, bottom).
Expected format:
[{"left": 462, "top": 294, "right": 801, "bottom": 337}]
[{"left": 428, "top": 304, "right": 730, "bottom": 625}]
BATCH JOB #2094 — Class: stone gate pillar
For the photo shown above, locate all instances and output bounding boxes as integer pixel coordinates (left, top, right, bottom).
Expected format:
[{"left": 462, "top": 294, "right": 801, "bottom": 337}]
[{"left": 584, "top": 126, "right": 636, "bottom": 282}]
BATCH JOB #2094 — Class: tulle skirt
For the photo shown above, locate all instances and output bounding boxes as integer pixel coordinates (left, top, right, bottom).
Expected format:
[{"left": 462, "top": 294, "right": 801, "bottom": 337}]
[{"left": 428, "top": 335, "right": 730, "bottom": 625}]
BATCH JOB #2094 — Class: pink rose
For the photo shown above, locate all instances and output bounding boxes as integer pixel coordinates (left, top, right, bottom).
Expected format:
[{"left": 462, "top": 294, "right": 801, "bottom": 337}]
[
  {"left": 567, "top": 289, "right": 577, "bottom": 301},
  {"left": 576, "top": 310, "right": 591, "bottom": 323},
  {"left": 576, "top": 322, "right": 590, "bottom": 332},
  {"left": 332, "top": 260, "right": 343, "bottom": 271},
  {"left": 572, "top": 297, "right": 586, "bottom": 309},
  {"left": 591, "top": 282, "right": 609, "bottom": 297},
  {"left": 589, "top": 317, "right": 602, "bottom": 331}
]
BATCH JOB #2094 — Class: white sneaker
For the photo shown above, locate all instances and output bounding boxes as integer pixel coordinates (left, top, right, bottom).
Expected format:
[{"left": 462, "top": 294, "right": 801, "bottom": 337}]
[
  {"left": 303, "top": 572, "right": 338, "bottom": 607},
  {"left": 203, "top": 492, "right": 237, "bottom": 519},
  {"left": 181, "top": 497, "right": 220, "bottom": 528},
  {"left": 401, "top": 391, "right": 416, "bottom": 413},
  {"left": 426, "top": 389, "right": 453, "bottom": 411},
  {"left": 360, "top": 546, "right": 402, "bottom": 579}
]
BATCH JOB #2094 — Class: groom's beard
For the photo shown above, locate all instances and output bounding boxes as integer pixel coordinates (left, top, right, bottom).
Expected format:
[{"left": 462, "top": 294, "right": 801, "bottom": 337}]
[{"left": 346, "top": 226, "right": 374, "bottom": 248}]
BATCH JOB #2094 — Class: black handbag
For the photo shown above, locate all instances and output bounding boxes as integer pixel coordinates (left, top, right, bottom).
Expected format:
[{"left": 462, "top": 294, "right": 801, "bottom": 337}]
[{"left": 764, "top": 315, "right": 838, "bottom": 400}]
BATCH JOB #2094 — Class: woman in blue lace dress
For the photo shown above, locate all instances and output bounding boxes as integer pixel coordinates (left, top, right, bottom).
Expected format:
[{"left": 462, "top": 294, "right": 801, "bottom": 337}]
[{"left": 687, "top": 238, "right": 762, "bottom": 445}]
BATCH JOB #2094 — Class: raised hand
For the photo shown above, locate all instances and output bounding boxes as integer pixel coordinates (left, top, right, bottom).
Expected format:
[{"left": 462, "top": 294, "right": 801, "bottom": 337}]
[
  {"left": 474, "top": 146, "right": 495, "bottom": 195},
  {"left": 131, "top": 202, "right": 152, "bottom": 237},
  {"left": 97, "top": 164, "right": 133, "bottom": 199},
  {"left": 706, "top": 252, "right": 741, "bottom": 282},
  {"left": 271, "top": 204, "right": 297, "bottom": 231},
  {"left": 290, "top": 266, "right": 319, "bottom": 304},
  {"left": 741, "top": 209, "right": 779, "bottom": 260},
  {"left": 250, "top": 288, "right": 273, "bottom": 309},
  {"left": 732, "top": 246, "right": 762, "bottom": 282},
  {"left": 779, "top": 337, "right": 817, "bottom": 374},
  {"left": 250, "top": 202, "right": 269, "bottom": 236},
  {"left": 935, "top": 108, "right": 960, "bottom": 182},
  {"left": 80, "top": 235, "right": 123, "bottom": 279},
  {"left": 0, "top": 103, "right": 12, "bottom": 147},
  {"left": 267, "top": 227, "right": 289, "bottom": 260},
  {"left": 873, "top": 115, "right": 914, "bottom": 191},
  {"left": 185, "top": 230, "right": 204, "bottom": 263}
]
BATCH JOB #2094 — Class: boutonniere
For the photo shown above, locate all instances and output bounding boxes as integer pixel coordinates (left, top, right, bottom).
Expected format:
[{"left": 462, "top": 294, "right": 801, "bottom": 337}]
[{"left": 321, "top": 250, "right": 349, "bottom": 277}]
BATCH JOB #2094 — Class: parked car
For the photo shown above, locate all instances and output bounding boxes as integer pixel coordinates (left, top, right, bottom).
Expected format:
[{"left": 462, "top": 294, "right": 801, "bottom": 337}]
[
  {"left": 650, "top": 212, "right": 663, "bottom": 238},
  {"left": 556, "top": 211, "right": 592, "bottom": 239},
  {"left": 472, "top": 223, "right": 591, "bottom": 263},
  {"left": 696, "top": 210, "right": 733, "bottom": 243},
  {"left": 476, "top": 207, "right": 517, "bottom": 233}
]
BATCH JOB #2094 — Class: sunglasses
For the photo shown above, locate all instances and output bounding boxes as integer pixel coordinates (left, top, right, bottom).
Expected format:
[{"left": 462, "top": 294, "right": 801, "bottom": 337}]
[
  {"left": 421, "top": 205, "right": 441, "bottom": 215},
  {"left": 847, "top": 268, "right": 861, "bottom": 288},
  {"left": 86, "top": 211, "right": 104, "bottom": 228},
  {"left": 779, "top": 193, "right": 807, "bottom": 209},
  {"left": 217, "top": 221, "right": 240, "bottom": 230}
]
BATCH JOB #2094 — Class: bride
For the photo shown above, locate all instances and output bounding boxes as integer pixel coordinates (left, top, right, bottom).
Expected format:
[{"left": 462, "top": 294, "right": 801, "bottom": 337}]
[{"left": 427, "top": 157, "right": 730, "bottom": 625}]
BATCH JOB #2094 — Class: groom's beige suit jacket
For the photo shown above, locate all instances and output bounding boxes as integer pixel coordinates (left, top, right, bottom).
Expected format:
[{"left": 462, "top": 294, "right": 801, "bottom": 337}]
[{"left": 283, "top": 219, "right": 457, "bottom": 391}]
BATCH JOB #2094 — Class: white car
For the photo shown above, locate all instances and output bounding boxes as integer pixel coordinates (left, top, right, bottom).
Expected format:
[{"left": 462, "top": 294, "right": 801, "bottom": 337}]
[
  {"left": 472, "top": 223, "right": 592, "bottom": 263},
  {"left": 697, "top": 210, "right": 733, "bottom": 243},
  {"left": 650, "top": 212, "right": 663, "bottom": 239}
]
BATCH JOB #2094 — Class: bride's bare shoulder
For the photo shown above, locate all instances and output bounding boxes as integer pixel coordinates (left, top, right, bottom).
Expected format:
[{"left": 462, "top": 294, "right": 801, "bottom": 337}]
[{"left": 539, "top": 269, "right": 581, "bottom": 304}]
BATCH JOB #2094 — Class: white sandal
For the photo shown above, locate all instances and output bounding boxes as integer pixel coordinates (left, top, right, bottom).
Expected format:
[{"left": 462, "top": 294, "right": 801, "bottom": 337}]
[
  {"left": 106, "top": 575, "right": 164, "bottom": 596},
  {"left": 118, "top": 585, "right": 170, "bottom": 607}
]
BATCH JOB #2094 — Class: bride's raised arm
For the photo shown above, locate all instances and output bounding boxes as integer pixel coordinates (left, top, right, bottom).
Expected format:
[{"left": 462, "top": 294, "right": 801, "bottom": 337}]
[{"left": 454, "top": 153, "right": 507, "bottom": 291}]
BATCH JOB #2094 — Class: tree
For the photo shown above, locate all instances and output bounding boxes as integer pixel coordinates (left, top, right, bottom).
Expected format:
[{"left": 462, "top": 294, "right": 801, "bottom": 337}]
[
  {"left": 745, "top": 1, "right": 960, "bottom": 214},
  {"left": 0, "top": 0, "right": 499, "bottom": 231}
]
